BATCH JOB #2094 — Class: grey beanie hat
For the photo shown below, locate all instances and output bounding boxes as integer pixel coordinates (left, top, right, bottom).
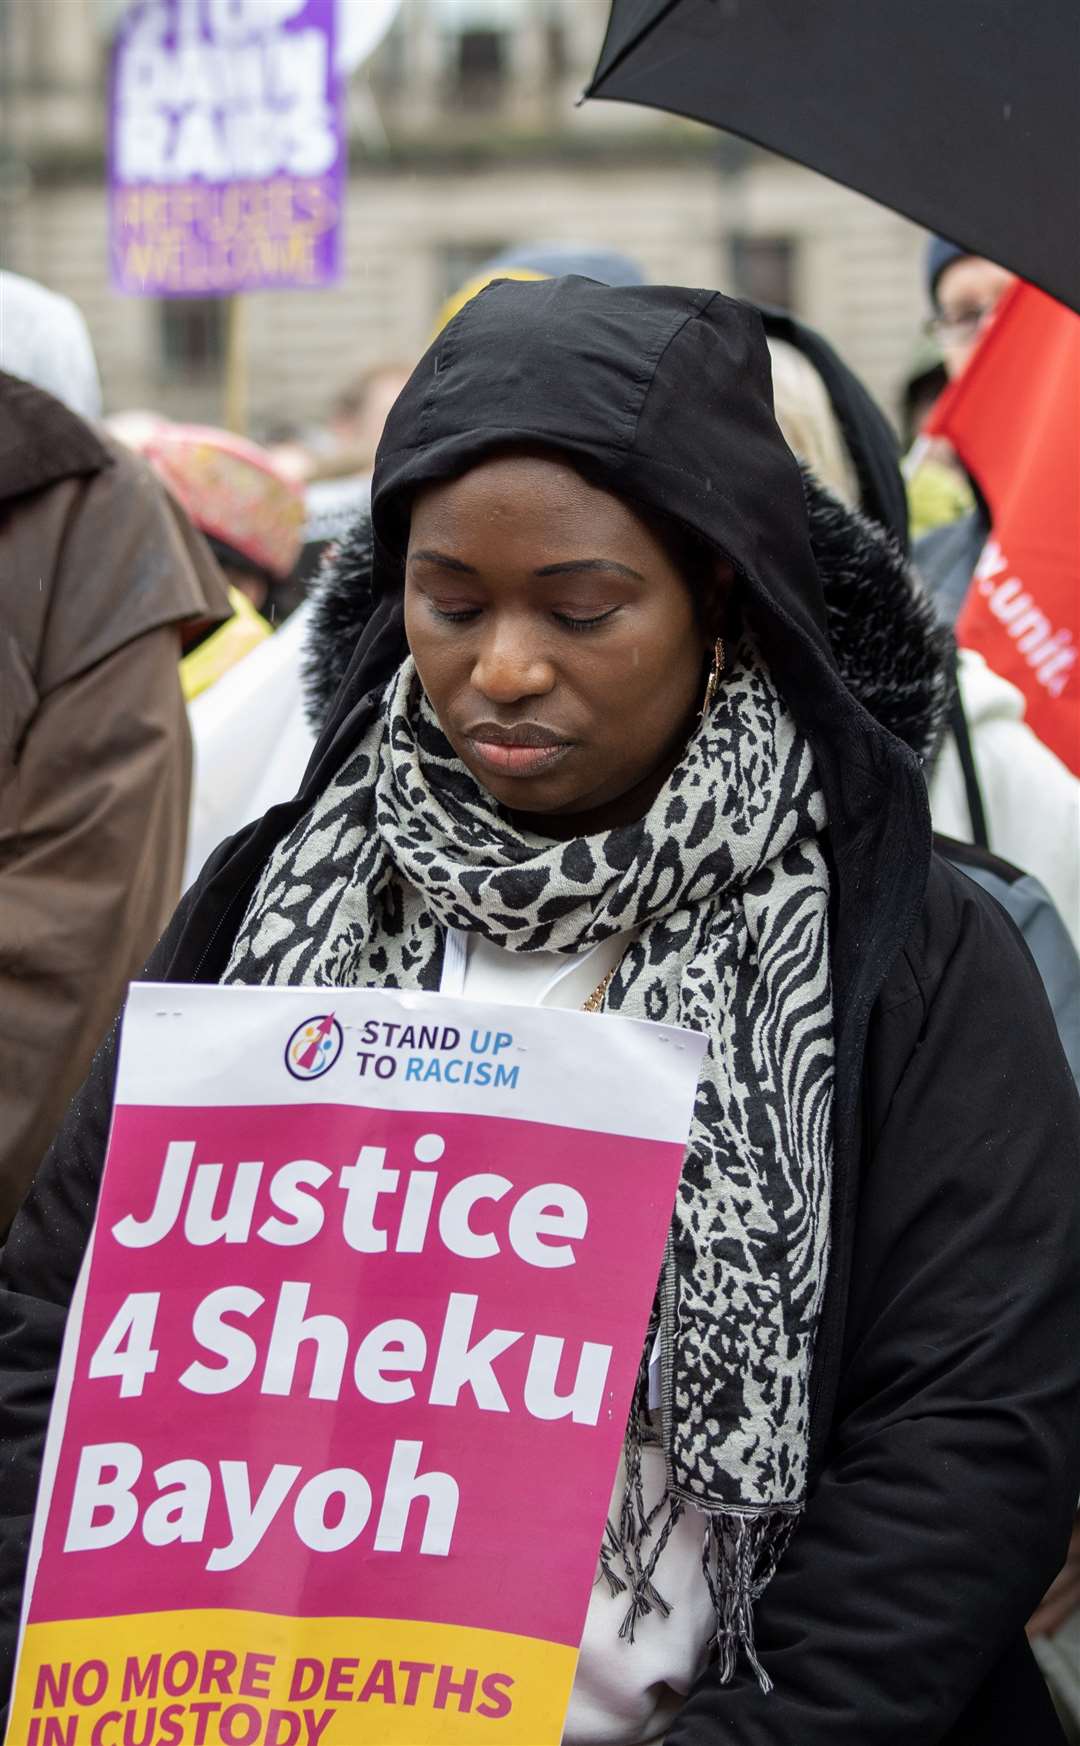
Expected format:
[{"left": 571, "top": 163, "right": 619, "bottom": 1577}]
[{"left": 926, "top": 236, "right": 971, "bottom": 306}]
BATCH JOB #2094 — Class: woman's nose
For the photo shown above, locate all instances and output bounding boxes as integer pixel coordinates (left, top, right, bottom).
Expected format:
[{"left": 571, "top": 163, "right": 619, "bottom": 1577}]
[{"left": 471, "top": 620, "right": 555, "bottom": 703}]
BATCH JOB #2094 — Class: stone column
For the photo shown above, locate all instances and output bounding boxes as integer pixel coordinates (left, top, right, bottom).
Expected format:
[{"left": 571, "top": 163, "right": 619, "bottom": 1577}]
[
  {"left": 401, "top": 0, "right": 443, "bottom": 132},
  {"left": 507, "top": 1, "right": 548, "bottom": 128}
]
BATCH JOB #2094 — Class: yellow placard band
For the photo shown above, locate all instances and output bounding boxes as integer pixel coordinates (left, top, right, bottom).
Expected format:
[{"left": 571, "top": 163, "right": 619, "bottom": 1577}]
[{"left": 7, "top": 1611, "right": 579, "bottom": 1745}]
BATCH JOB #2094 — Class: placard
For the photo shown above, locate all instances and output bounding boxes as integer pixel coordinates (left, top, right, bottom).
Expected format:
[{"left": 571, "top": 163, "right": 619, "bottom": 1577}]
[
  {"left": 108, "top": 0, "right": 343, "bottom": 297},
  {"left": 7, "top": 982, "right": 704, "bottom": 1744}
]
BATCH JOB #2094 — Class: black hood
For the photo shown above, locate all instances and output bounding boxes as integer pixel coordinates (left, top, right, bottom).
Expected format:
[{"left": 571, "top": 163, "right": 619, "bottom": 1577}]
[
  {"left": 306, "top": 282, "right": 940, "bottom": 751},
  {"left": 303, "top": 468, "right": 949, "bottom": 764},
  {"left": 361, "top": 280, "right": 938, "bottom": 841},
  {"left": 371, "top": 278, "right": 834, "bottom": 668}
]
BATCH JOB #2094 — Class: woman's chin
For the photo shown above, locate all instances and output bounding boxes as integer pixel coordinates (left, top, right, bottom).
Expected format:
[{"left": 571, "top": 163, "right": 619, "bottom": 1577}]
[
  {"left": 469, "top": 765, "right": 576, "bottom": 814},
  {"left": 454, "top": 740, "right": 646, "bottom": 834}
]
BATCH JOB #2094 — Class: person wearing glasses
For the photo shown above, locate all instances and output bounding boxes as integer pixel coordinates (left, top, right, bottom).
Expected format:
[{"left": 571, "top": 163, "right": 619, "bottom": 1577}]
[
  {"left": 912, "top": 239, "right": 1079, "bottom": 943},
  {"left": 924, "top": 240, "right": 1016, "bottom": 383},
  {"left": 914, "top": 239, "right": 1016, "bottom": 626}
]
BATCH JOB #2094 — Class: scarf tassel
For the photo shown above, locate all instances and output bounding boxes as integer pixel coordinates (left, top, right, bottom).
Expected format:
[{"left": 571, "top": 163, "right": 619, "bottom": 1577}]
[
  {"left": 606, "top": 1499, "right": 797, "bottom": 1682},
  {"left": 598, "top": 1517, "right": 628, "bottom": 1598},
  {"left": 606, "top": 1354, "right": 688, "bottom": 1640},
  {"left": 616, "top": 1494, "right": 685, "bottom": 1641},
  {"left": 603, "top": 1398, "right": 800, "bottom": 1691},
  {"left": 701, "top": 1507, "right": 800, "bottom": 1694}
]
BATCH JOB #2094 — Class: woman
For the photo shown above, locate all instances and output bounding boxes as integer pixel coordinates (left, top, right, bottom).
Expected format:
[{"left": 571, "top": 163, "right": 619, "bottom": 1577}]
[{"left": 2, "top": 278, "right": 1078, "bottom": 1744}]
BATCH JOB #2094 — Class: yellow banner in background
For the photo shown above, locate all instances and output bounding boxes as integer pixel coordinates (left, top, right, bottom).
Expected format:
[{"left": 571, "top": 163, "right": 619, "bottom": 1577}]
[{"left": 8, "top": 1612, "right": 577, "bottom": 1745}]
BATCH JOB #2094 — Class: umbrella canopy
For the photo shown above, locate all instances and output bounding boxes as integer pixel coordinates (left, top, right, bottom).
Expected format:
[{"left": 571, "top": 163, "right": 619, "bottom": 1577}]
[{"left": 585, "top": 0, "right": 1080, "bottom": 314}]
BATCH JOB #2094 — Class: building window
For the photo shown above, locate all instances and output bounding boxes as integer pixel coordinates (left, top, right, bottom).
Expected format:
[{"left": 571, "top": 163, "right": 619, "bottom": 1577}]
[
  {"left": 449, "top": 26, "right": 508, "bottom": 107},
  {"left": 158, "top": 298, "right": 226, "bottom": 376},
  {"left": 730, "top": 236, "right": 797, "bottom": 312}
]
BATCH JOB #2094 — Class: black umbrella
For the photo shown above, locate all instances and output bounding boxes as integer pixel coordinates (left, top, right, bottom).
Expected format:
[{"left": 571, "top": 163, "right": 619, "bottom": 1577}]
[{"left": 585, "top": 0, "right": 1080, "bottom": 314}]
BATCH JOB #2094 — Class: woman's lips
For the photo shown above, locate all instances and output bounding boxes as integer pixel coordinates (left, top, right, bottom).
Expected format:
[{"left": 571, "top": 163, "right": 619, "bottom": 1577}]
[{"left": 466, "top": 737, "right": 573, "bottom": 778}]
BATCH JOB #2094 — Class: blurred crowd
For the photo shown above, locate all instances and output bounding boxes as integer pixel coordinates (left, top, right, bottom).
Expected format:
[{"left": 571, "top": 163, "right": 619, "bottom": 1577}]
[{"left": 1, "top": 235, "right": 1078, "bottom": 1725}]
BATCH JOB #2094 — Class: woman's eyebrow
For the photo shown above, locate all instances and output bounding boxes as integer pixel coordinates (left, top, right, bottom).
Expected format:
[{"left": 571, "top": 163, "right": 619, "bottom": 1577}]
[
  {"left": 534, "top": 558, "right": 646, "bottom": 582},
  {"left": 408, "top": 548, "right": 478, "bottom": 573}
]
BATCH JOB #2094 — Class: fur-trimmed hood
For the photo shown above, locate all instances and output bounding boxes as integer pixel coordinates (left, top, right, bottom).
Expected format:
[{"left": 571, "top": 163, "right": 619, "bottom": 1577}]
[{"left": 301, "top": 468, "right": 952, "bottom": 766}]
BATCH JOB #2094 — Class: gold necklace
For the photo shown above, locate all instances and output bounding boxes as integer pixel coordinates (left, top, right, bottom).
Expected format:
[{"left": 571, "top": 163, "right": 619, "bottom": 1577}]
[{"left": 582, "top": 965, "right": 616, "bottom": 1014}]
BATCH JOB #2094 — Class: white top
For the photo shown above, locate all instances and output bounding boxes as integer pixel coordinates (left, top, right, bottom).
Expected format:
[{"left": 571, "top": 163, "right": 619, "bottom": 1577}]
[
  {"left": 440, "top": 928, "right": 714, "bottom": 1746},
  {"left": 929, "top": 649, "right": 1080, "bottom": 946},
  {"left": 440, "top": 927, "right": 627, "bottom": 1011},
  {"left": 184, "top": 603, "right": 316, "bottom": 888}
]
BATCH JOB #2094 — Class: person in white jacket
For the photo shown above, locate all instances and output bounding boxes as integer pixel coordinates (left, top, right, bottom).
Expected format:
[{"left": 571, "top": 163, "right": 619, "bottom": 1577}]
[{"left": 930, "top": 647, "right": 1078, "bottom": 946}]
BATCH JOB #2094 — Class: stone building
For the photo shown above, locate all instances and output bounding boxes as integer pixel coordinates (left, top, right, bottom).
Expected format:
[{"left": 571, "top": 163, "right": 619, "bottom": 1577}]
[{"left": 0, "top": 0, "right": 931, "bottom": 435}]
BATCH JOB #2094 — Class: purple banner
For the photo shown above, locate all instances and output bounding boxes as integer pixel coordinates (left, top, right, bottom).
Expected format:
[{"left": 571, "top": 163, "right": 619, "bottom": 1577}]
[{"left": 108, "top": 0, "right": 343, "bottom": 298}]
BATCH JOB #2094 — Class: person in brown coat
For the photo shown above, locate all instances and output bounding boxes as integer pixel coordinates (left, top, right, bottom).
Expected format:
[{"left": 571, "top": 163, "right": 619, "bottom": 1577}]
[{"left": 0, "top": 370, "right": 230, "bottom": 1229}]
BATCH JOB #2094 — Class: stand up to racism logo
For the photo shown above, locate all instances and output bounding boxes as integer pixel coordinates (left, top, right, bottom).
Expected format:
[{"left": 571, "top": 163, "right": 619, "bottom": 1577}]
[{"left": 285, "top": 1013, "right": 344, "bottom": 1080}]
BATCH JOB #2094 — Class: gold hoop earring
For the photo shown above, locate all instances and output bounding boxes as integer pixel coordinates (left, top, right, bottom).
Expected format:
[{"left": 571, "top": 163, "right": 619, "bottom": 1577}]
[{"left": 701, "top": 638, "right": 726, "bottom": 717}]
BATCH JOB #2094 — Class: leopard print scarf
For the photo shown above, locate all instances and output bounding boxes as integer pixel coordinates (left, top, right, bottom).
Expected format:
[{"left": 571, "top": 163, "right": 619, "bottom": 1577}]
[{"left": 225, "top": 636, "right": 833, "bottom": 1685}]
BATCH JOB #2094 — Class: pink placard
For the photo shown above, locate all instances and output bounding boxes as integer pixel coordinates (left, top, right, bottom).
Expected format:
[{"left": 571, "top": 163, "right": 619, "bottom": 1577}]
[{"left": 8, "top": 984, "right": 704, "bottom": 1745}]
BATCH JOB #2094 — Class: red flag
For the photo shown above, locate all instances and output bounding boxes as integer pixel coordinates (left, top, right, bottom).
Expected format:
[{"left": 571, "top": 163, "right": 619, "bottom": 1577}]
[{"left": 924, "top": 280, "right": 1080, "bottom": 774}]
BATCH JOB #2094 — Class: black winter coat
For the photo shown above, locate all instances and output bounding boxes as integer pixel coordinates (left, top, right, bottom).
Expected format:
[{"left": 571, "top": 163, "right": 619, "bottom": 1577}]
[{"left": 2, "top": 279, "right": 1079, "bottom": 1744}]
